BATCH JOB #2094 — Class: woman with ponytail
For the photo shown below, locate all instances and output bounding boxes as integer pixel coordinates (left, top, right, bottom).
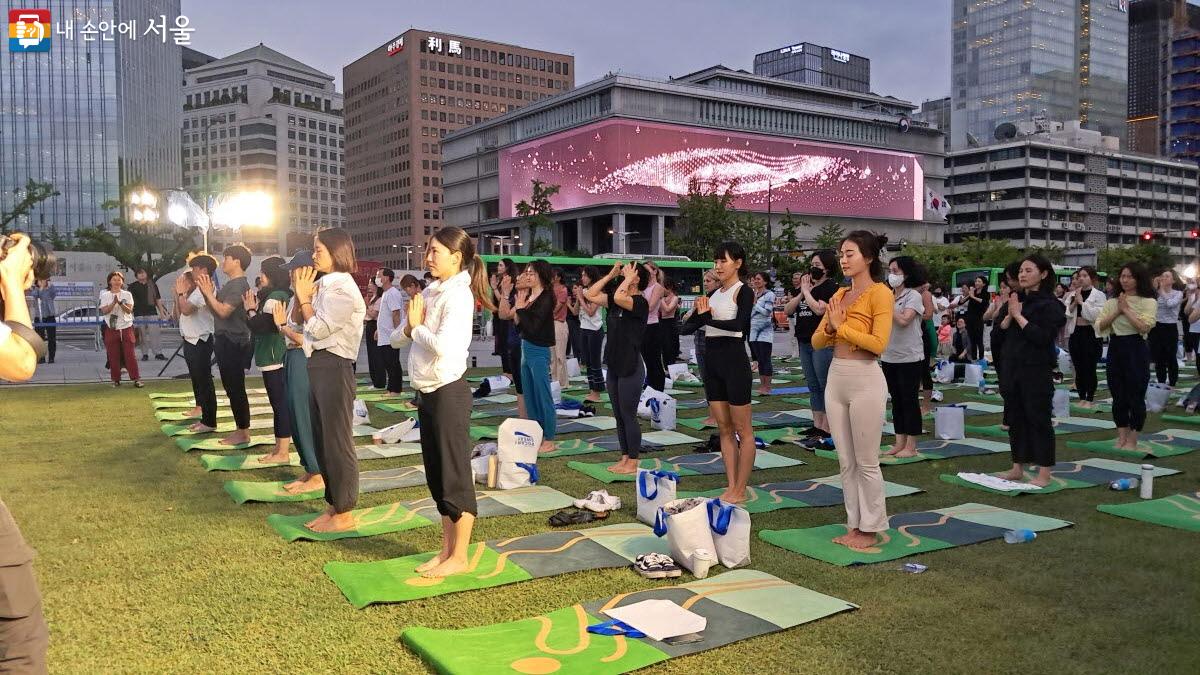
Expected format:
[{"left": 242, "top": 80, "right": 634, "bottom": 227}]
[{"left": 394, "top": 226, "right": 495, "bottom": 577}]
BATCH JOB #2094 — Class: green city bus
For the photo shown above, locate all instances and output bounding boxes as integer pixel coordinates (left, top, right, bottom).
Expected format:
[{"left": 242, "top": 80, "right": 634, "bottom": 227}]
[{"left": 481, "top": 253, "right": 715, "bottom": 306}]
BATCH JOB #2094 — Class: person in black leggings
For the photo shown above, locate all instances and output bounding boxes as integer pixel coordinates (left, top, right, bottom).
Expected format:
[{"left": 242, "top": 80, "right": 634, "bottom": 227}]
[
  {"left": 963, "top": 275, "right": 988, "bottom": 361},
  {"left": 1149, "top": 269, "right": 1183, "bottom": 386},
  {"left": 1066, "top": 267, "right": 1106, "bottom": 407},
  {"left": 584, "top": 262, "right": 650, "bottom": 474}
]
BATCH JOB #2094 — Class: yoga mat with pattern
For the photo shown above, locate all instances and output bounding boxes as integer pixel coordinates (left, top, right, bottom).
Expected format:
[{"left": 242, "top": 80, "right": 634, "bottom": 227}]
[
  {"left": 154, "top": 405, "right": 274, "bottom": 422},
  {"left": 541, "top": 430, "right": 701, "bottom": 458},
  {"left": 677, "top": 409, "right": 814, "bottom": 431},
  {"left": 939, "top": 458, "right": 1181, "bottom": 496},
  {"left": 966, "top": 415, "right": 1115, "bottom": 438},
  {"left": 325, "top": 523, "right": 671, "bottom": 608},
  {"left": 225, "top": 465, "right": 429, "bottom": 503},
  {"left": 567, "top": 450, "right": 803, "bottom": 483},
  {"left": 759, "top": 503, "right": 1073, "bottom": 566},
  {"left": 199, "top": 442, "right": 422, "bottom": 471},
  {"left": 680, "top": 476, "right": 922, "bottom": 513},
  {"left": 1067, "top": 428, "right": 1200, "bottom": 459},
  {"left": 267, "top": 486, "right": 575, "bottom": 542},
  {"left": 1097, "top": 492, "right": 1200, "bottom": 532},
  {"left": 400, "top": 569, "right": 856, "bottom": 675},
  {"left": 814, "top": 438, "right": 1010, "bottom": 466}
]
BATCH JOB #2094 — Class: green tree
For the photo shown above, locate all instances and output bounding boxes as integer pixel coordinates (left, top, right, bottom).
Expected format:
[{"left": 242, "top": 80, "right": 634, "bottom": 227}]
[
  {"left": 1024, "top": 244, "right": 1065, "bottom": 264},
  {"left": 1, "top": 179, "right": 59, "bottom": 234},
  {"left": 813, "top": 222, "right": 845, "bottom": 251},
  {"left": 73, "top": 199, "right": 198, "bottom": 280},
  {"left": 770, "top": 211, "right": 808, "bottom": 283},
  {"left": 1098, "top": 243, "right": 1175, "bottom": 279},
  {"left": 899, "top": 241, "right": 964, "bottom": 290},
  {"left": 959, "top": 237, "right": 1020, "bottom": 269},
  {"left": 728, "top": 212, "right": 769, "bottom": 272},
  {"left": 666, "top": 179, "right": 737, "bottom": 261},
  {"left": 514, "top": 179, "right": 560, "bottom": 255}
]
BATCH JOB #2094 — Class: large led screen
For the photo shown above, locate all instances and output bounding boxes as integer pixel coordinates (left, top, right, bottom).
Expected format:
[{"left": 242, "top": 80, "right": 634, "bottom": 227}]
[{"left": 499, "top": 119, "right": 922, "bottom": 220}]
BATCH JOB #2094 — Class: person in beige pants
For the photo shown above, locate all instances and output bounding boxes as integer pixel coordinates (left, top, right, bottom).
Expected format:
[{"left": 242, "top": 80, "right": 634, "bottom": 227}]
[
  {"left": 811, "top": 231, "right": 895, "bottom": 550},
  {"left": 550, "top": 268, "right": 570, "bottom": 388}
]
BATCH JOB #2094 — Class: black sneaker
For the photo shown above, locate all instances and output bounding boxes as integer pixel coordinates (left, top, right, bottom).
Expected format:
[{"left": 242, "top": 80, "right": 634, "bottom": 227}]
[
  {"left": 142, "top": 354, "right": 148, "bottom": 361},
  {"left": 155, "top": 354, "right": 166, "bottom": 361}
]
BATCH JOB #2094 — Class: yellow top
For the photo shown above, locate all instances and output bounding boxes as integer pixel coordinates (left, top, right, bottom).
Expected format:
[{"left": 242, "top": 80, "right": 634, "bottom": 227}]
[
  {"left": 1095, "top": 295, "right": 1156, "bottom": 338},
  {"left": 811, "top": 282, "right": 894, "bottom": 355}
]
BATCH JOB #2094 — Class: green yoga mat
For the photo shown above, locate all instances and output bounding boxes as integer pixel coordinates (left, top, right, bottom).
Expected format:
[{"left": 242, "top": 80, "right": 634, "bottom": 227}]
[
  {"left": 814, "top": 437, "right": 1010, "bottom": 466},
  {"left": 966, "top": 415, "right": 1115, "bottom": 438},
  {"left": 756, "top": 426, "right": 821, "bottom": 445},
  {"left": 677, "top": 409, "right": 814, "bottom": 431},
  {"left": 375, "top": 401, "right": 417, "bottom": 414},
  {"left": 176, "top": 434, "right": 277, "bottom": 452},
  {"left": 166, "top": 420, "right": 378, "bottom": 439},
  {"left": 199, "top": 442, "right": 422, "bottom": 471},
  {"left": 1097, "top": 492, "right": 1200, "bottom": 532},
  {"left": 939, "top": 458, "right": 1181, "bottom": 496},
  {"left": 554, "top": 416, "right": 618, "bottom": 433},
  {"left": 326, "top": 523, "right": 671, "bottom": 608},
  {"left": 1162, "top": 413, "right": 1200, "bottom": 427},
  {"left": 681, "top": 476, "right": 921, "bottom": 514},
  {"left": 759, "top": 502, "right": 1073, "bottom": 566},
  {"left": 1067, "top": 428, "right": 1200, "bottom": 459},
  {"left": 150, "top": 386, "right": 380, "bottom": 400},
  {"left": 267, "top": 486, "right": 575, "bottom": 542},
  {"left": 153, "top": 396, "right": 272, "bottom": 409},
  {"left": 226, "top": 465, "right": 429, "bottom": 504},
  {"left": 154, "top": 405, "right": 275, "bottom": 422},
  {"left": 541, "top": 430, "right": 701, "bottom": 458},
  {"left": 400, "top": 569, "right": 856, "bottom": 675},
  {"left": 474, "top": 394, "right": 519, "bottom": 405},
  {"left": 567, "top": 450, "right": 802, "bottom": 483}
]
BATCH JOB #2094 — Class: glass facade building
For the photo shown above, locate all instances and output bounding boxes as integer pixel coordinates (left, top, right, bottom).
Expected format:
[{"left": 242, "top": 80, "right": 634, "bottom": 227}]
[
  {"left": 951, "top": 0, "right": 1128, "bottom": 149},
  {"left": 0, "top": 0, "right": 182, "bottom": 239},
  {"left": 754, "top": 42, "right": 870, "bottom": 93}
]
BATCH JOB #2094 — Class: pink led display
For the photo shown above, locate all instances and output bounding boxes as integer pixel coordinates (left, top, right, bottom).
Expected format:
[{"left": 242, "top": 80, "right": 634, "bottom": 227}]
[{"left": 499, "top": 119, "right": 923, "bottom": 220}]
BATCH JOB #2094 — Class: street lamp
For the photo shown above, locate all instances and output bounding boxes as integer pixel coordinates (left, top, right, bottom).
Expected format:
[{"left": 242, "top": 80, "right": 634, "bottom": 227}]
[
  {"left": 399, "top": 244, "right": 415, "bottom": 270},
  {"left": 766, "top": 177, "right": 800, "bottom": 268},
  {"left": 127, "top": 188, "right": 159, "bottom": 225}
]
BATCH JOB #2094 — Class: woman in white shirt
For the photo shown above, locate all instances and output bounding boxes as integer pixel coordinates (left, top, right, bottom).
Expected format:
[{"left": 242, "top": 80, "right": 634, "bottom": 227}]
[
  {"left": 397, "top": 226, "right": 495, "bottom": 578},
  {"left": 1065, "top": 267, "right": 1106, "bottom": 408},
  {"left": 292, "top": 229, "right": 366, "bottom": 534},
  {"left": 99, "top": 271, "right": 142, "bottom": 387},
  {"left": 575, "top": 266, "right": 606, "bottom": 403},
  {"left": 881, "top": 257, "right": 929, "bottom": 458}
]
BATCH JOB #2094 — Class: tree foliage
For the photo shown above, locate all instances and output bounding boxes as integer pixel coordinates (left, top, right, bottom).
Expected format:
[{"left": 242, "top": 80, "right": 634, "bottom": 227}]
[
  {"left": 813, "top": 222, "right": 845, "bottom": 251},
  {"left": 666, "top": 179, "right": 738, "bottom": 263},
  {"left": 1097, "top": 243, "right": 1175, "bottom": 279},
  {"left": 1, "top": 179, "right": 59, "bottom": 234},
  {"left": 514, "top": 179, "right": 561, "bottom": 255}
]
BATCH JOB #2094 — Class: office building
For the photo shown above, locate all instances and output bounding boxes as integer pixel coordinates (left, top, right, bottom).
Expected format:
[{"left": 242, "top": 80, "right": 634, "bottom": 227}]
[
  {"left": 944, "top": 119, "right": 1199, "bottom": 261},
  {"left": 950, "top": 0, "right": 1129, "bottom": 149},
  {"left": 915, "top": 97, "right": 952, "bottom": 150},
  {"left": 1129, "top": 0, "right": 1200, "bottom": 155},
  {"left": 343, "top": 29, "right": 574, "bottom": 268},
  {"left": 182, "top": 44, "right": 344, "bottom": 256},
  {"left": 753, "top": 42, "right": 870, "bottom": 93},
  {"left": 0, "top": 0, "right": 183, "bottom": 239},
  {"left": 442, "top": 66, "right": 947, "bottom": 256}
]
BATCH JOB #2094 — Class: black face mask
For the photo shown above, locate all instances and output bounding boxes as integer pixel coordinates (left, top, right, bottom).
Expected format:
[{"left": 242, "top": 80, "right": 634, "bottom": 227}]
[{"left": 810, "top": 268, "right": 825, "bottom": 281}]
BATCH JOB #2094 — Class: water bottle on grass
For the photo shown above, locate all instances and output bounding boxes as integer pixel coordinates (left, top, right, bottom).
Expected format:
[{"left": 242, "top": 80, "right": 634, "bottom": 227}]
[
  {"left": 1003, "top": 529, "right": 1036, "bottom": 544},
  {"left": 1110, "top": 477, "right": 1139, "bottom": 491}
]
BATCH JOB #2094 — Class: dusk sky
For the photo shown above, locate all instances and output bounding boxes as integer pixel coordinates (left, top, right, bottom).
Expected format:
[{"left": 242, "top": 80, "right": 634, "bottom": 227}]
[{"left": 182, "top": 0, "right": 952, "bottom": 106}]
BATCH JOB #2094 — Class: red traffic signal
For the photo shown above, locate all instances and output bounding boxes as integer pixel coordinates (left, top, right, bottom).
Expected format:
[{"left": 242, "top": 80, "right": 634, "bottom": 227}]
[
  {"left": 1141, "top": 231, "right": 1154, "bottom": 241},
  {"left": 1191, "top": 229, "right": 1199, "bottom": 238}
]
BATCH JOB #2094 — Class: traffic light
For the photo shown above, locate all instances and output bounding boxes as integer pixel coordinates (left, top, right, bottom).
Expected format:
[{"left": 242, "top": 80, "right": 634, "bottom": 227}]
[
  {"left": 1191, "top": 228, "right": 1199, "bottom": 238},
  {"left": 1141, "top": 231, "right": 1155, "bottom": 242}
]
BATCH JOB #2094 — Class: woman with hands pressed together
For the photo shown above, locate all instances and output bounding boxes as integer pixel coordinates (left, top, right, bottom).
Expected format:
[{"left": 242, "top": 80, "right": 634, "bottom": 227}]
[
  {"left": 99, "top": 270, "right": 142, "bottom": 387},
  {"left": 583, "top": 261, "right": 650, "bottom": 473},
  {"left": 393, "top": 227, "right": 495, "bottom": 577},
  {"left": 243, "top": 256, "right": 294, "bottom": 465},
  {"left": 685, "top": 242, "right": 756, "bottom": 503},
  {"left": 1095, "top": 263, "right": 1157, "bottom": 452},
  {"left": 995, "top": 254, "right": 1067, "bottom": 487},
  {"left": 292, "top": 229, "right": 366, "bottom": 533},
  {"left": 810, "top": 231, "right": 893, "bottom": 550}
]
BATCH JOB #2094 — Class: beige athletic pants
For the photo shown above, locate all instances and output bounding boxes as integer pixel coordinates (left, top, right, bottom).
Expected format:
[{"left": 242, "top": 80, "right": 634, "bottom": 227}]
[{"left": 824, "top": 358, "right": 890, "bottom": 533}]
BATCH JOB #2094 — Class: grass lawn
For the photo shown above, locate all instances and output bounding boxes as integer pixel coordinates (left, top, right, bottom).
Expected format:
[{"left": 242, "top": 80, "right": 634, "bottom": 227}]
[{"left": 2, "top": 366, "right": 1198, "bottom": 674}]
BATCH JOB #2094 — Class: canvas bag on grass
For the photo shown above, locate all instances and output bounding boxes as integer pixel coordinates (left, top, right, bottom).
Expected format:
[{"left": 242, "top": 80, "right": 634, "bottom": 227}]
[
  {"left": 1052, "top": 389, "right": 1071, "bottom": 418},
  {"left": 963, "top": 363, "right": 984, "bottom": 386},
  {"left": 550, "top": 381, "right": 562, "bottom": 405},
  {"left": 653, "top": 498, "right": 716, "bottom": 574},
  {"left": 494, "top": 418, "right": 542, "bottom": 489},
  {"left": 484, "top": 375, "right": 511, "bottom": 393},
  {"left": 470, "top": 443, "right": 498, "bottom": 485},
  {"left": 1146, "top": 382, "right": 1172, "bottom": 414},
  {"left": 707, "top": 499, "right": 751, "bottom": 569},
  {"left": 638, "top": 387, "right": 668, "bottom": 419},
  {"left": 636, "top": 469, "right": 679, "bottom": 525},
  {"left": 566, "top": 357, "right": 581, "bottom": 378},
  {"left": 353, "top": 399, "right": 371, "bottom": 427},
  {"left": 934, "top": 405, "right": 965, "bottom": 440},
  {"left": 373, "top": 418, "right": 419, "bottom": 444},
  {"left": 934, "top": 360, "right": 955, "bottom": 384},
  {"left": 667, "top": 363, "right": 690, "bottom": 382},
  {"left": 649, "top": 396, "right": 677, "bottom": 431},
  {"left": 1057, "top": 348, "right": 1073, "bottom": 376}
]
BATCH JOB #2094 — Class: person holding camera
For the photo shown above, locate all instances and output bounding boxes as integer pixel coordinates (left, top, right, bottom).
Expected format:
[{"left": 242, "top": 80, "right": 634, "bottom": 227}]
[
  {"left": 27, "top": 278, "right": 57, "bottom": 364},
  {"left": 99, "top": 270, "right": 143, "bottom": 387}
]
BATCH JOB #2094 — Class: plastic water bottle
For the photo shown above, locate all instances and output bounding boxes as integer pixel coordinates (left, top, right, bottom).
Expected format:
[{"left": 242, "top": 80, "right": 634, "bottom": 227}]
[
  {"left": 1003, "top": 529, "right": 1037, "bottom": 544},
  {"left": 978, "top": 379, "right": 987, "bottom": 396},
  {"left": 1110, "top": 477, "right": 1139, "bottom": 491},
  {"left": 1139, "top": 464, "right": 1155, "bottom": 500}
]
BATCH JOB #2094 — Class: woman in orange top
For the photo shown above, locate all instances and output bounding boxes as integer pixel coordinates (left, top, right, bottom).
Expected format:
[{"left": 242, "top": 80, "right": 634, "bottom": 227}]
[{"left": 811, "top": 231, "right": 894, "bottom": 551}]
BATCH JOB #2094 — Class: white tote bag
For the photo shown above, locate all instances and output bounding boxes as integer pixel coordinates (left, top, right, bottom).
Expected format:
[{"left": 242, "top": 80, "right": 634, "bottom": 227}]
[
  {"left": 933, "top": 405, "right": 965, "bottom": 440},
  {"left": 1052, "top": 389, "right": 1071, "bottom": 418},
  {"left": 470, "top": 442, "right": 498, "bottom": 485},
  {"left": 934, "top": 360, "right": 955, "bottom": 384},
  {"left": 566, "top": 357, "right": 581, "bottom": 378},
  {"left": 550, "top": 381, "right": 562, "bottom": 405},
  {"left": 373, "top": 418, "right": 419, "bottom": 444},
  {"left": 963, "top": 364, "right": 984, "bottom": 386},
  {"left": 706, "top": 499, "right": 751, "bottom": 569},
  {"left": 484, "top": 375, "right": 511, "bottom": 393},
  {"left": 1057, "top": 348, "right": 1073, "bottom": 376},
  {"left": 638, "top": 387, "right": 667, "bottom": 419},
  {"left": 649, "top": 397, "right": 677, "bottom": 431},
  {"left": 636, "top": 469, "right": 678, "bottom": 525},
  {"left": 1146, "top": 382, "right": 1172, "bottom": 414},
  {"left": 353, "top": 398, "right": 371, "bottom": 427},
  {"left": 653, "top": 498, "right": 716, "bottom": 574},
  {"left": 495, "top": 418, "right": 542, "bottom": 489},
  {"left": 667, "top": 363, "right": 690, "bottom": 382}
]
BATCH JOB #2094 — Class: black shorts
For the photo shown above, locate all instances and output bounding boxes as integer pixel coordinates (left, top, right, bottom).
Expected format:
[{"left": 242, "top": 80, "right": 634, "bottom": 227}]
[{"left": 702, "top": 337, "right": 752, "bottom": 406}]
